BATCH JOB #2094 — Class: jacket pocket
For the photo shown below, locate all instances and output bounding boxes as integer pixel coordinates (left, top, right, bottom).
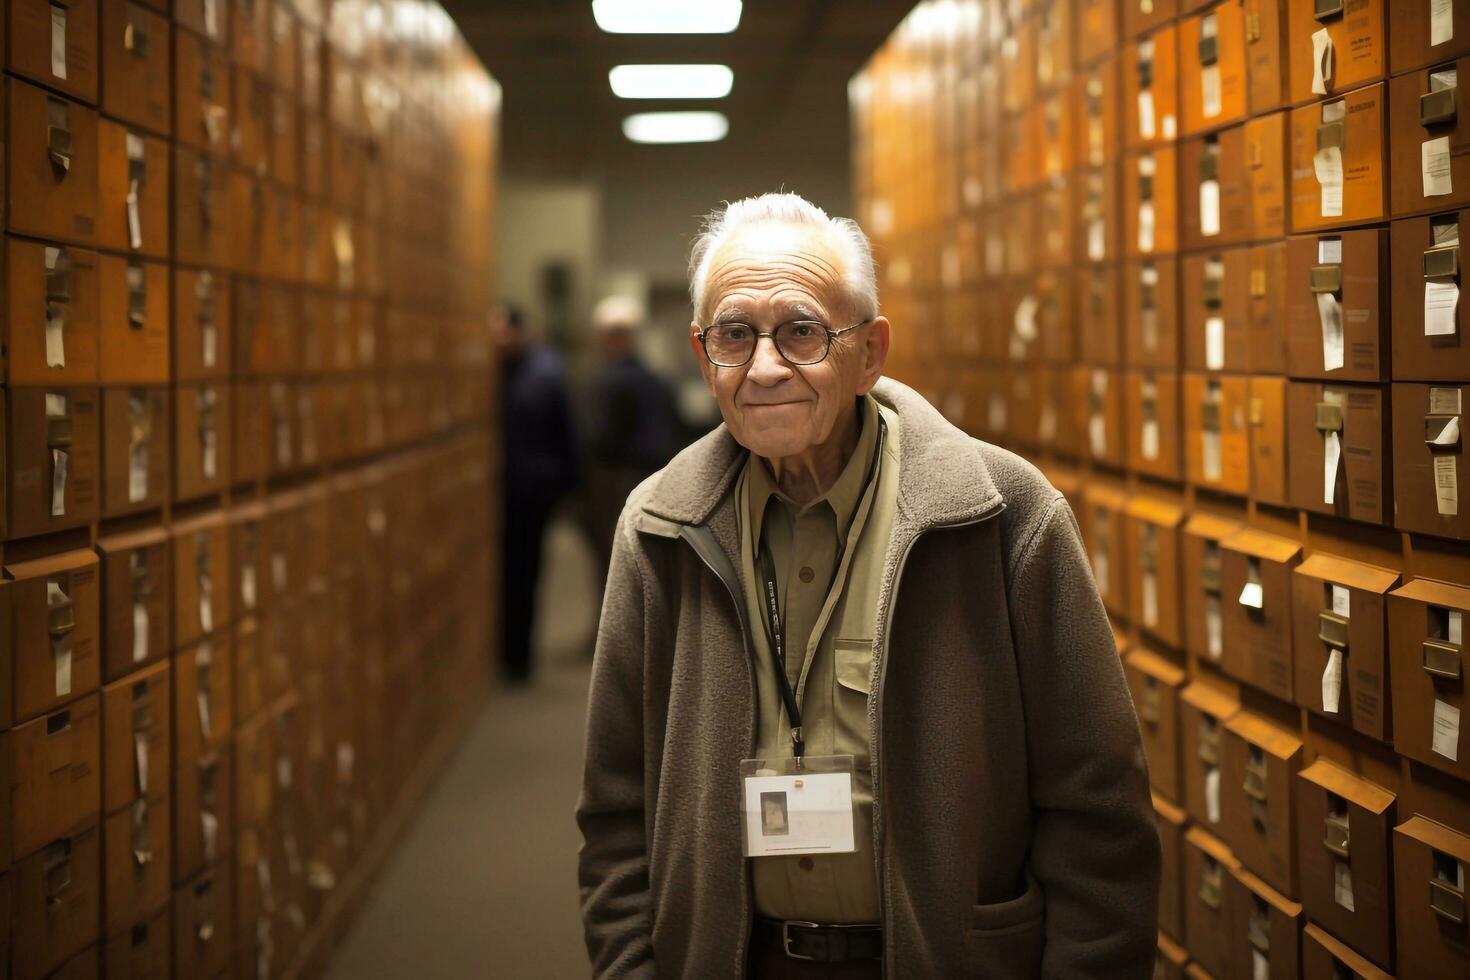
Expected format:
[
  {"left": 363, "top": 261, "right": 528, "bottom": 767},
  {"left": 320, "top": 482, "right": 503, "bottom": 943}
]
[
  {"left": 962, "top": 873, "right": 1045, "bottom": 978},
  {"left": 833, "top": 638, "right": 873, "bottom": 761}
]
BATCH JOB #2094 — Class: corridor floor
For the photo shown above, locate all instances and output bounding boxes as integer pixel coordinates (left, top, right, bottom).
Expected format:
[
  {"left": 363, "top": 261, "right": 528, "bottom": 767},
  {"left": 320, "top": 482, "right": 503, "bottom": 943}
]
[{"left": 325, "top": 517, "right": 602, "bottom": 979}]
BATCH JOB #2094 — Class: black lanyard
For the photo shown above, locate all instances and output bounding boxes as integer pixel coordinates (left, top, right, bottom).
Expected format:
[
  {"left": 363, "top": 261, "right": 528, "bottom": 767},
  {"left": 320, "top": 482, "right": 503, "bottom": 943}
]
[{"left": 755, "top": 416, "right": 886, "bottom": 761}]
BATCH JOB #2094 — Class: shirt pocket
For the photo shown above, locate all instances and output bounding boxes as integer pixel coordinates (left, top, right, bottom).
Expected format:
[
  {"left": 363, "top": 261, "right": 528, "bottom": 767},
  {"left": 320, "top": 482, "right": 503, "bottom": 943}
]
[{"left": 833, "top": 638, "right": 873, "bottom": 761}]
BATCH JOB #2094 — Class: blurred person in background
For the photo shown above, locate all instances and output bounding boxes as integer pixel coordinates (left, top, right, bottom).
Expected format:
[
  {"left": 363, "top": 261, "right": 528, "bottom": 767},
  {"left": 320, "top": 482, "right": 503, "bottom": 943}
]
[
  {"left": 492, "top": 301, "right": 581, "bottom": 683},
  {"left": 579, "top": 295, "right": 681, "bottom": 578}
]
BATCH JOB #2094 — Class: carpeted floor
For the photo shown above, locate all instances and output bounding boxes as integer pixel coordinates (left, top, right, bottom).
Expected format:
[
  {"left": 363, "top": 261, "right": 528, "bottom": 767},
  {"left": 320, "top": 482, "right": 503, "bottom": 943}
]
[{"left": 325, "top": 517, "right": 602, "bottom": 979}]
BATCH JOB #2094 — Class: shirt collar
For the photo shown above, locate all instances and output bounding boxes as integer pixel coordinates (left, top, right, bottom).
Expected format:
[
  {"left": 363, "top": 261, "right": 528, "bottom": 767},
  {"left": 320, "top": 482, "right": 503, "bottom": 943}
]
[{"left": 745, "top": 394, "right": 882, "bottom": 544}]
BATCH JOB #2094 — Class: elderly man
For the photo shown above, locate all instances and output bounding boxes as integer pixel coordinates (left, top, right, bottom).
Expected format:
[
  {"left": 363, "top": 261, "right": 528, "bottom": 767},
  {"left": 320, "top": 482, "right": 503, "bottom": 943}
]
[{"left": 577, "top": 193, "right": 1159, "bottom": 978}]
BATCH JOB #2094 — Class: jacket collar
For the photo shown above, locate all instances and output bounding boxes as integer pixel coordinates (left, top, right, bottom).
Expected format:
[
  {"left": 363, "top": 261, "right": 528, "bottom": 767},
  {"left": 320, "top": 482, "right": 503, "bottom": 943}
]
[{"left": 640, "top": 377, "right": 1003, "bottom": 530}]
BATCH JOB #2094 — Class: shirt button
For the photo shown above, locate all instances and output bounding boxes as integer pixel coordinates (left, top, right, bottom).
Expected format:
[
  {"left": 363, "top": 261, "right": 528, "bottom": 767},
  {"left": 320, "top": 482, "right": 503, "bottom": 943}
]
[
  {"left": 799, "top": 857, "right": 815, "bottom": 871},
  {"left": 798, "top": 567, "right": 814, "bottom": 584}
]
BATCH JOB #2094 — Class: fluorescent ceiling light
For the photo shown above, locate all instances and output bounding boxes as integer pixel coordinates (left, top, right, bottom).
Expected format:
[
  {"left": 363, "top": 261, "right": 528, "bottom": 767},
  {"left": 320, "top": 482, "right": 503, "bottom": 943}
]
[
  {"left": 593, "top": 0, "right": 742, "bottom": 34},
  {"left": 622, "top": 111, "right": 729, "bottom": 144},
  {"left": 609, "top": 64, "right": 733, "bottom": 99}
]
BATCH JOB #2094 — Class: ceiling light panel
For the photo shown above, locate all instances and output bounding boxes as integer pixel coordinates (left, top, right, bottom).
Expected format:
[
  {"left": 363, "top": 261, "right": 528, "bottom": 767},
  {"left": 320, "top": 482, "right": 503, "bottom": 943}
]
[
  {"left": 609, "top": 64, "right": 734, "bottom": 99},
  {"left": 592, "top": 0, "right": 742, "bottom": 34},
  {"left": 622, "top": 111, "right": 729, "bottom": 144}
]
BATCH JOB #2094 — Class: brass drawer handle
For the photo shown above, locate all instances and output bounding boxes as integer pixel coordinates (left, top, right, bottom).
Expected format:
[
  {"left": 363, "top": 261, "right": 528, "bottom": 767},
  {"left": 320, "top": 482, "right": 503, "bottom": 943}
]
[
  {"left": 1424, "top": 640, "right": 1462, "bottom": 680},
  {"left": 1431, "top": 878, "right": 1467, "bottom": 925}
]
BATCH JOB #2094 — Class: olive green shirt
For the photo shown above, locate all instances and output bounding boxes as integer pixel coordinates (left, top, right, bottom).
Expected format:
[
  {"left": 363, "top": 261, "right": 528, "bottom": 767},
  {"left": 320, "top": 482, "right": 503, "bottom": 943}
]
[{"left": 735, "top": 393, "right": 901, "bottom": 924}]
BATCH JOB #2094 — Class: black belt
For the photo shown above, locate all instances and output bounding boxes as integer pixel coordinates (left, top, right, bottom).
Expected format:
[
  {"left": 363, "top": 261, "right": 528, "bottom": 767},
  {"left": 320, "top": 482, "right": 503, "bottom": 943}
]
[{"left": 752, "top": 918, "right": 883, "bottom": 962}]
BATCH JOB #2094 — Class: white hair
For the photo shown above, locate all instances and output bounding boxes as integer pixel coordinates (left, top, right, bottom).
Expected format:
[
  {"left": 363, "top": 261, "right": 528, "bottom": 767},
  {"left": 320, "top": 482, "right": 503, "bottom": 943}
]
[{"left": 688, "top": 192, "right": 879, "bottom": 323}]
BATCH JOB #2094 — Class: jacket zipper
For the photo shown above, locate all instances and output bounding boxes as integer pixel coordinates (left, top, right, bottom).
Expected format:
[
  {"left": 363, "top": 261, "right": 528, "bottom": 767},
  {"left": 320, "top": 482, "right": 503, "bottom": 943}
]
[
  {"left": 869, "top": 501, "right": 1005, "bottom": 965},
  {"left": 677, "top": 526, "right": 757, "bottom": 977}
]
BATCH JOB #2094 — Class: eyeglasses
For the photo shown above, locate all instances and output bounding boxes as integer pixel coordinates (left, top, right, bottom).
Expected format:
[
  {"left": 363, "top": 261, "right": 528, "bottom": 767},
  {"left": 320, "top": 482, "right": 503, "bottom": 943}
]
[{"left": 696, "top": 318, "right": 871, "bottom": 368}]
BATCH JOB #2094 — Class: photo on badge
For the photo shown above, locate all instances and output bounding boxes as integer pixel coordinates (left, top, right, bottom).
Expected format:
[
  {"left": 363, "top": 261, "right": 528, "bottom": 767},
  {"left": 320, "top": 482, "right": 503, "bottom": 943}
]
[{"left": 760, "top": 791, "right": 790, "bottom": 837}]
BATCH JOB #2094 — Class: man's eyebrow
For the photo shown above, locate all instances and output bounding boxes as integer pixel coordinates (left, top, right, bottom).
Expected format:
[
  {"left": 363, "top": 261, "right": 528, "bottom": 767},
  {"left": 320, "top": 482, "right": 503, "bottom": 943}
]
[{"left": 709, "top": 307, "right": 752, "bottom": 325}]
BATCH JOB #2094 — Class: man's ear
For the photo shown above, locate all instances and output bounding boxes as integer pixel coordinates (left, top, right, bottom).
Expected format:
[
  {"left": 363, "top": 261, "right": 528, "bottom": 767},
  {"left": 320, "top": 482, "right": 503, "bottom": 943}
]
[
  {"left": 690, "top": 323, "right": 718, "bottom": 396},
  {"left": 854, "top": 316, "right": 891, "bottom": 396}
]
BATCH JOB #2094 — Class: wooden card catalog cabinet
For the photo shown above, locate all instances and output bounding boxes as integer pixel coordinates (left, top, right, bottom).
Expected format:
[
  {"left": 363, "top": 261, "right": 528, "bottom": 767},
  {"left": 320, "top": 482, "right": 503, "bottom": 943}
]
[
  {"left": 1392, "top": 383, "right": 1470, "bottom": 539},
  {"left": 1125, "top": 147, "right": 1180, "bottom": 257},
  {"left": 1156, "top": 932, "right": 1188, "bottom": 980},
  {"left": 1084, "top": 482, "right": 1130, "bottom": 619},
  {"left": 172, "top": 512, "right": 231, "bottom": 648},
  {"left": 1127, "top": 649, "right": 1187, "bottom": 801},
  {"left": 9, "top": 0, "right": 101, "bottom": 101},
  {"left": 1184, "top": 825, "right": 1240, "bottom": 978},
  {"left": 1080, "top": 264, "right": 1122, "bottom": 364},
  {"left": 11, "top": 693, "right": 100, "bottom": 860},
  {"left": 1126, "top": 497, "right": 1185, "bottom": 646},
  {"left": 97, "top": 255, "right": 169, "bottom": 384},
  {"left": 1291, "top": 554, "right": 1398, "bottom": 740},
  {"left": 1225, "top": 865, "right": 1302, "bottom": 980},
  {"left": 1287, "top": 0, "right": 1385, "bottom": 103},
  {"left": 100, "top": 387, "right": 169, "bottom": 517},
  {"left": 1390, "top": 57, "right": 1470, "bottom": 217},
  {"left": 1181, "top": 681, "right": 1240, "bottom": 832},
  {"left": 1220, "top": 528, "right": 1301, "bottom": 701},
  {"left": 1247, "top": 239, "right": 1289, "bottom": 373},
  {"left": 1393, "top": 816, "right": 1470, "bottom": 979},
  {"left": 1285, "top": 230, "right": 1390, "bottom": 382},
  {"left": 1388, "top": 578, "right": 1470, "bottom": 780},
  {"left": 101, "top": 783, "right": 169, "bottom": 938},
  {"left": 1124, "top": 256, "right": 1180, "bottom": 369},
  {"left": 1295, "top": 759, "right": 1396, "bottom": 972},
  {"left": 11, "top": 820, "right": 100, "bottom": 980},
  {"left": 1390, "top": 210, "right": 1470, "bottom": 382},
  {"left": 100, "top": 0, "right": 172, "bottom": 136},
  {"left": 103, "top": 908, "right": 169, "bottom": 979},
  {"left": 6, "top": 81, "right": 100, "bottom": 247},
  {"left": 1073, "top": 57, "right": 1121, "bottom": 169},
  {"left": 1249, "top": 376, "right": 1291, "bottom": 506},
  {"left": 1123, "top": 25, "right": 1180, "bottom": 150},
  {"left": 1079, "top": 366, "right": 1126, "bottom": 467},
  {"left": 5, "top": 239, "right": 101, "bottom": 386},
  {"left": 1181, "top": 127, "right": 1251, "bottom": 249},
  {"left": 1183, "top": 512, "right": 1242, "bottom": 664},
  {"left": 171, "top": 725, "right": 231, "bottom": 886},
  {"left": 1286, "top": 382, "right": 1392, "bottom": 524},
  {"left": 100, "top": 659, "right": 170, "bottom": 815},
  {"left": 1245, "top": 112, "right": 1289, "bottom": 243},
  {"left": 1302, "top": 921, "right": 1394, "bottom": 980},
  {"left": 172, "top": 860, "right": 232, "bottom": 979},
  {"left": 173, "top": 382, "right": 231, "bottom": 501},
  {"left": 1157, "top": 793, "right": 1188, "bottom": 942},
  {"left": 96, "top": 527, "right": 170, "bottom": 682},
  {"left": 1391, "top": 1, "right": 1470, "bottom": 75},
  {"left": 1125, "top": 370, "right": 1182, "bottom": 480},
  {"left": 1222, "top": 711, "right": 1303, "bottom": 898},
  {"left": 1184, "top": 373, "right": 1251, "bottom": 494},
  {"left": 1245, "top": 0, "right": 1290, "bottom": 115},
  {"left": 1180, "top": 1, "right": 1248, "bottom": 134},
  {"left": 96, "top": 121, "right": 170, "bottom": 259},
  {"left": 1183, "top": 247, "right": 1250, "bottom": 373},
  {"left": 6, "top": 550, "right": 101, "bottom": 725},
  {"left": 1289, "top": 84, "right": 1389, "bottom": 232}
]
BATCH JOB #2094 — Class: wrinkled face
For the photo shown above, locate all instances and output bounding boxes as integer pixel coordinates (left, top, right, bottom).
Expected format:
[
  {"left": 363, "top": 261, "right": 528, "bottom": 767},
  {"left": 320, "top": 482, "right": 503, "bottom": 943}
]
[{"left": 690, "top": 224, "right": 886, "bottom": 459}]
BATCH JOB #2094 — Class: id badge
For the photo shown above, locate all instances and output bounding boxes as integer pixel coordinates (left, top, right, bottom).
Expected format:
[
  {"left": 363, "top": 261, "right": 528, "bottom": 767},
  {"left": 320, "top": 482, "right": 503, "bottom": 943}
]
[{"left": 739, "top": 755, "right": 857, "bottom": 858}]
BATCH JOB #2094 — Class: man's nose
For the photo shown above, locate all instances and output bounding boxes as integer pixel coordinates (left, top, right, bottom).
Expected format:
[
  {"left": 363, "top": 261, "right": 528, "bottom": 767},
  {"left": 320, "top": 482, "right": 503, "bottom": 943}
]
[{"left": 745, "top": 333, "right": 793, "bottom": 384}]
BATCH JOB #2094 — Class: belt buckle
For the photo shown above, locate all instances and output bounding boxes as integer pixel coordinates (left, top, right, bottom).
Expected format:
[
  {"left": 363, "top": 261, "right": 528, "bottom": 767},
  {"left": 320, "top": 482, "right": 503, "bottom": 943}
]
[{"left": 782, "top": 921, "right": 822, "bottom": 961}]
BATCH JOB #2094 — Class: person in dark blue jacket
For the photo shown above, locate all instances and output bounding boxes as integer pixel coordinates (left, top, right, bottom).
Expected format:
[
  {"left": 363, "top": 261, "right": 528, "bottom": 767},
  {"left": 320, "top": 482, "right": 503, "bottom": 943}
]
[
  {"left": 494, "top": 302, "right": 581, "bottom": 682},
  {"left": 580, "top": 296, "right": 681, "bottom": 578}
]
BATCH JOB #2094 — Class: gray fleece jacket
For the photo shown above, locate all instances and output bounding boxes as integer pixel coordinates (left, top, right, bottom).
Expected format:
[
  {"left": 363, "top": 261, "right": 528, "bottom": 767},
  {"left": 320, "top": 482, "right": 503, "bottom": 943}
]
[{"left": 576, "top": 377, "right": 1160, "bottom": 978}]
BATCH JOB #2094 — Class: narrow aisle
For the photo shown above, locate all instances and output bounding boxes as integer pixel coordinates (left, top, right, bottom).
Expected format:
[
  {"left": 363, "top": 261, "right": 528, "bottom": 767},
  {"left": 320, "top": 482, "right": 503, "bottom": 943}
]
[{"left": 326, "top": 518, "right": 602, "bottom": 979}]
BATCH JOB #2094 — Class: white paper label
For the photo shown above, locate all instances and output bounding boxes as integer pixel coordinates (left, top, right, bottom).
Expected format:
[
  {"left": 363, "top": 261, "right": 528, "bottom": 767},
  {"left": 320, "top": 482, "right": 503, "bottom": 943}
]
[
  {"left": 1433, "top": 699, "right": 1461, "bottom": 761},
  {"left": 1206, "top": 596, "right": 1223, "bottom": 659},
  {"left": 1434, "top": 416, "right": 1463, "bottom": 447},
  {"left": 1200, "top": 178, "right": 1221, "bottom": 237},
  {"left": 1332, "top": 584, "right": 1351, "bottom": 618},
  {"left": 1088, "top": 219, "right": 1106, "bottom": 262},
  {"left": 1252, "top": 950, "right": 1270, "bottom": 980},
  {"left": 204, "top": 0, "right": 220, "bottom": 38},
  {"left": 133, "top": 602, "right": 149, "bottom": 663},
  {"left": 134, "top": 730, "right": 149, "bottom": 794},
  {"left": 1202, "top": 65, "right": 1222, "bottom": 120},
  {"left": 1143, "top": 573, "right": 1159, "bottom": 626},
  {"left": 1203, "top": 429, "right": 1223, "bottom": 481},
  {"left": 53, "top": 636, "right": 72, "bottom": 696},
  {"left": 1335, "top": 859, "right": 1356, "bottom": 911},
  {"left": 199, "top": 575, "right": 213, "bottom": 635},
  {"left": 1315, "top": 145, "right": 1344, "bottom": 217},
  {"left": 1427, "top": 279, "right": 1460, "bottom": 336},
  {"left": 1138, "top": 201, "right": 1156, "bottom": 253},
  {"left": 1433, "top": 0, "right": 1455, "bottom": 47},
  {"left": 1436, "top": 455, "right": 1460, "bottom": 516},
  {"left": 202, "top": 810, "right": 219, "bottom": 861},
  {"left": 1239, "top": 581, "right": 1264, "bottom": 609},
  {"left": 1432, "top": 387, "right": 1464, "bottom": 415},
  {"left": 1425, "top": 136, "right": 1455, "bottom": 197},
  {"left": 1090, "top": 411, "right": 1107, "bottom": 457},
  {"left": 1138, "top": 90, "right": 1155, "bottom": 140},
  {"left": 1324, "top": 430, "right": 1343, "bottom": 505},
  {"left": 46, "top": 309, "right": 66, "bottom": 368},
  {"left": 51, "top": 5, "right": 67, "bottom": 80},
  {"left": 1013, "top": 294, "right": 1039, "bottom": 342},
  {"left": 1163, "top": 114, "right": 1177, "bottom": 140},
  {"left": 1205, "top": 316, "right": 1226, "bottom": 370},
  {"left": 126, "top": 179, "right": 143, "bottom": 250},
  {"left": 1142, "top": 419, "right": 1160, "bottom": 461},
  {"left": 1311, "top": 27, "right": 1333, "bottom": 95},
  {"left": 1205, "top": 766, "right": 1222, "bottom": 824},
  {"left": 1314, "top": 291, "right": 1344, "bottom": 371},
  {"left": 1323, "top": 647, "right": 1344, "bottom": 714},
  {"left": 1452, "top": 609, "right": 1464, "bottom": 645},
  {"left": 51, "top": 448, "right": 68, "bottom": 517},
  {"left": 242, "top": 563, "right": 258, "bottom": 610}
]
